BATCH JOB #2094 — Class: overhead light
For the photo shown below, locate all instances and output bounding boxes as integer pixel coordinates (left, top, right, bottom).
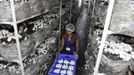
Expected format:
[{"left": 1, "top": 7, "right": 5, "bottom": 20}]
[{"left": 78, "top": 0, "right": 82, "bottom": 7}]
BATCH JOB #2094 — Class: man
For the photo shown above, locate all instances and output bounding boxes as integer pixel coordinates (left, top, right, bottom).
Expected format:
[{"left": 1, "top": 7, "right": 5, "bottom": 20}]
[{"left": 58, "top": 23, "right": 79, "bottom": 58}]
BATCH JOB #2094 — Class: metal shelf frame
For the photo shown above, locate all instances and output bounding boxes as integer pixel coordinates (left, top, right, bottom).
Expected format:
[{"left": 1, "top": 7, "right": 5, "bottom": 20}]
[
  {"left": 93, "top": 0, "right": 115, "bottom": 75},
  {"left": 9, "top": 0, "right": 24, "bottom": 75}
]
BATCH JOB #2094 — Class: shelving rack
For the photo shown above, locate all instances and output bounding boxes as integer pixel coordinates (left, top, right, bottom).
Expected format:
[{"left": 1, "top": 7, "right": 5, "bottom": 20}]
[
  {"left": 93, "top": 0, "right": 115, "bottom": 75},
  {"left": 0, "top": 0, "right": 25, "bottom": 75},
  {"left": 0, "top": 0, "right": 116, "bottom": 75}
]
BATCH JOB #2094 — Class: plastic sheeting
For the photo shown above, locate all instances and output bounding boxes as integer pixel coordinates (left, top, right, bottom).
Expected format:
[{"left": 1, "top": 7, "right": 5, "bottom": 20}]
[
  {"left": 109, "top": 0, "right": 134, "bottom": 37},
  {"left": 101, "top": 55, "right": 134, "bottom": 75},
  {"left": 0, "top": 0, "right": 59, "bottom": 23}
]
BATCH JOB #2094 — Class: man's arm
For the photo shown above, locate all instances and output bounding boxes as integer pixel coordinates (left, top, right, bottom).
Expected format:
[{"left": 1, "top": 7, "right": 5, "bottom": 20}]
[
  {"left": 76, "top": 36, "right": 79, "bottom": 55},
  {"left": 59, "top": 37, "right": 64, "bottom": 53}
]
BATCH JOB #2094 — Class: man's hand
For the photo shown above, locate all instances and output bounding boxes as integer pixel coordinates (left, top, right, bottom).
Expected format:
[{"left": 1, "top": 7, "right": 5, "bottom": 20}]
[
  {"left": 56, "top": 52, "right": 60, "bottom": 55},
  {"left": 55, "top": 50, "right": 60, "bottom": 55},
  {"left": 75, "top": 53, "right": 79, "bottom": 59},
  {"left": 56, "top": 51, "right": 60, "bottom": 55}
]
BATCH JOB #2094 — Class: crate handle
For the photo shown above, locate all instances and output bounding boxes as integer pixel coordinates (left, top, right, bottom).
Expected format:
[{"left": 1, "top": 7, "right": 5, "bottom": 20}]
[{"left": 64, "top": 56, "right": 70, "bottom": 58}]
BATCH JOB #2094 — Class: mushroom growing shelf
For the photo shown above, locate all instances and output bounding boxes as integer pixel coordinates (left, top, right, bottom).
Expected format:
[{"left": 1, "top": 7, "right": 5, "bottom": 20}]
[{"left": 48, "top": 54, "right": 77, "bottom": 75}]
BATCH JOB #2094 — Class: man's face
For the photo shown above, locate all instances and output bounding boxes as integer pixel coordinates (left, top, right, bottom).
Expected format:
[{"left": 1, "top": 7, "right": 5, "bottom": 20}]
[{"left": 67, "top": 30, "right": 72, "bottom": 35}]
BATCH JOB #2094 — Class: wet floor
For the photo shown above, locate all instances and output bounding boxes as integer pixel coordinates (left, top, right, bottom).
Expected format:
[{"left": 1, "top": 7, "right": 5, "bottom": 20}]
[{"left": 76, "top": 7, "right": 90, "bottom": 75}]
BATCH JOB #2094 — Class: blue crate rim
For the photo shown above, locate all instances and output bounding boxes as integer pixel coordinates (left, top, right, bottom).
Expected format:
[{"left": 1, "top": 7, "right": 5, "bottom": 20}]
[{"left": 48, "top": 53, "right": 77, "bottom": 75}]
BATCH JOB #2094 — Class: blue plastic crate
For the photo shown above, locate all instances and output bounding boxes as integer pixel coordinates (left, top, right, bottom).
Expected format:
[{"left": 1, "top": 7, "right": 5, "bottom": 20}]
[{"left": 48, "top": 54, "right": 77, "bottom": 75}]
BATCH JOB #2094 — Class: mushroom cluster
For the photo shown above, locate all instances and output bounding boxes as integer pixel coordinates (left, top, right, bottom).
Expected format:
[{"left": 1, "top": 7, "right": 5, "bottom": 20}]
[
  {"left": 0, "top": 62, "right": 21, "bottom": 74},
  {"left": 94, "top": 29, "right": 134, "bottom": 61},
  {"left": 29, "top": 19, "right": 44, "bottom": 31},
  {"left": 0, "top": 30, "right": 22, "bottom": 44},
  {"left": 23, "top": 37, "right": 56, "bottom": 68},
  {"left": 104, "top": 36, "right": 134, "bottom": 61},
  {"left": 28, "top": 13, "right": 58, "bottom": 32},
  {"left": 0, "top": 12, "right": 58, "bottom": 44}
]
